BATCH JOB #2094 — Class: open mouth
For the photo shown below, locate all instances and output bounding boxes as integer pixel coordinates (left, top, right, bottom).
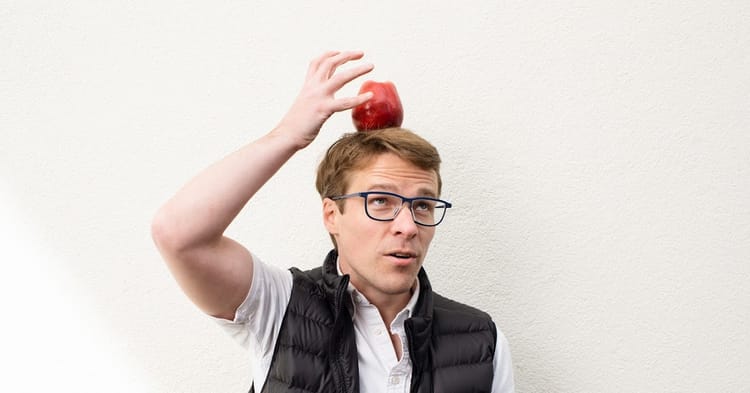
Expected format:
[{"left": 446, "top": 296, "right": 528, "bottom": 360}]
[{"left": 388, "top": 252, "right": 416, "bottom": 260}]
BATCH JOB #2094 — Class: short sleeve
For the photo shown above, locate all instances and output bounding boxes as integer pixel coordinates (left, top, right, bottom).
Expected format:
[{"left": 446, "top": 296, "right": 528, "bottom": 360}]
[
  {"left": 213, "top": 253, "right": 293, "bottom": 358},
  {"left": 491, "top": 329, "right": 516, "bottom": 393}
]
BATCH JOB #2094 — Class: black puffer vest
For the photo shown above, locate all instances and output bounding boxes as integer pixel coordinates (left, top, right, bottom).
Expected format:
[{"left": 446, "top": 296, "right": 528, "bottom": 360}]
[{"left": 253, "top": 250, "right": 497, "bottom": 393}]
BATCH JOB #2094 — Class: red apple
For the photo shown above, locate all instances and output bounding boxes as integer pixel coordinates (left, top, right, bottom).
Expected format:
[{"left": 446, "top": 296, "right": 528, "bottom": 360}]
[{"left": 352, "top": 80, "right": 404, "bottom": 131}]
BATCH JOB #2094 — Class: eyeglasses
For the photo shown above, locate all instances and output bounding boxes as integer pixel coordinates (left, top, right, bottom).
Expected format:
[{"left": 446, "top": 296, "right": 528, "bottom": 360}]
[{"left": 329, "top": 191, "right": 453, "bottom": 227}]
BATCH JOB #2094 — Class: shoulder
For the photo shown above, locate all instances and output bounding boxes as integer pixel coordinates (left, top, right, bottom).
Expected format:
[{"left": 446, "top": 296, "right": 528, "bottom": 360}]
[
  {"left": 288, "top": 266, "right": 325, "bottom": 295},
  {"left": 290, "top": 265, "right": 323, "bottom": 281},
  {"left": 286, "top": 266, "right": 330, "bottom": 308},
  {"left": 431, "top": 291, "right": 497, "bottom": 347},
  {"left": 432, "top": 291, "right": 494, "bottom": 322}
]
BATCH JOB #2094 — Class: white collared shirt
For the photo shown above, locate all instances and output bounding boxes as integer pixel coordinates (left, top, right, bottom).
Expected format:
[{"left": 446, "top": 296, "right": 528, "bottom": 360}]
[
  {"left": 215, "top": 254, "right": 515, "bottom": 392},
  {"left": 339, "top": 260, "right": 421, "bottom": 393}
]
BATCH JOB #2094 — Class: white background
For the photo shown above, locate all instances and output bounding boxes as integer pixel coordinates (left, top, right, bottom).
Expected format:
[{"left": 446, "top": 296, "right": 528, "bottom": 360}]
[{"left": 2, "top": 1, "right": 749, "bottom": 392}]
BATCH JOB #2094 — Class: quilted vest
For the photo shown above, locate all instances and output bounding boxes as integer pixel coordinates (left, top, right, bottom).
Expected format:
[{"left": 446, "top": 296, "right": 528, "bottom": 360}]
[{"left": 253, "top": 250, "right": 496, "bottom": 393}]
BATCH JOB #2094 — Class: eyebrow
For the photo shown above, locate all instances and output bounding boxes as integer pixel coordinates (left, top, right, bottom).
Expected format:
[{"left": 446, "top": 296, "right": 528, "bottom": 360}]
[{"left": 366, "top": 184, "right": 438, "bottom": 198}]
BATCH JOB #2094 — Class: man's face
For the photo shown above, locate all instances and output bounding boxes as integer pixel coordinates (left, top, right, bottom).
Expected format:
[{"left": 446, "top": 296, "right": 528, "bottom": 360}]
[{"left": 323, "top": 153, "right": 438, "bottom": 303}]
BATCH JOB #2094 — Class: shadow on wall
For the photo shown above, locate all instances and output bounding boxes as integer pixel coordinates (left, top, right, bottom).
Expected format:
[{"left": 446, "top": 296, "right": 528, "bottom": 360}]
[{"left": 0, "top": 189, "right": 151, "bottom": 392}]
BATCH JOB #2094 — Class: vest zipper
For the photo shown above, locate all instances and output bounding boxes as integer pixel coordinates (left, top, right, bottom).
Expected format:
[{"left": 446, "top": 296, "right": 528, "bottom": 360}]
[{"left": 330, "top": 276, "right": 351, "bottom": 393}]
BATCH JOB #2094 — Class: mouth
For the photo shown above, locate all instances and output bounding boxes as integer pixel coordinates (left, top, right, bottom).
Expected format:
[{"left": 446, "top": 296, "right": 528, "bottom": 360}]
[{"left": 386, "top": 250, "right": 418, "bottom": 264}]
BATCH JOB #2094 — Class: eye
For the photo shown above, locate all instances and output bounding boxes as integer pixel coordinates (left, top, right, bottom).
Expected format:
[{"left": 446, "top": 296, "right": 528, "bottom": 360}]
[
  {"left": 367, "top": 194, "right": 396, "bottom": 210},
  {"left": 413, "top": 199, "right": 435, "bottom": 213}
]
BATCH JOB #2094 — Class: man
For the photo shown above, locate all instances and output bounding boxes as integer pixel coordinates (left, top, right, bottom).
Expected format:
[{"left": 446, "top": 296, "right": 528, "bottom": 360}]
[{"left": 152, "top": 50, "right": 514, "bottom": 392}]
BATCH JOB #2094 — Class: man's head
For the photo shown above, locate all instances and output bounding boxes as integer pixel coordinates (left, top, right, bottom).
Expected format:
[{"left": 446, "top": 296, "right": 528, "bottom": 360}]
[
  {"left": 316, "top": 128, "right": 443, "bottom": 250},
  {"left": 317, "top": 128, "right": 444, "bottom": 303}
]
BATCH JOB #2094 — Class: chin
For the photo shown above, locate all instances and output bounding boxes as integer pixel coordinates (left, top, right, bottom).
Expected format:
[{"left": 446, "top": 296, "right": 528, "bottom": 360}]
[{"left": 380, "top": 275, "right": 418, "bottom": 294}]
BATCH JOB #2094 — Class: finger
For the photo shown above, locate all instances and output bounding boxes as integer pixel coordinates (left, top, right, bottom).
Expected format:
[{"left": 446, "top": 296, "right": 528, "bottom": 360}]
[
  {"left": 330, "top": 91, "right": 373, "bottom": 113},
  {"left": 328, "top": 62, "right": 374, "bottom": 91},
  {"left": 316, "top": 50, "right": 365, "bottom": 81},
  {"left": 306, "top": 50, "right": 341, "bottom": 79}
]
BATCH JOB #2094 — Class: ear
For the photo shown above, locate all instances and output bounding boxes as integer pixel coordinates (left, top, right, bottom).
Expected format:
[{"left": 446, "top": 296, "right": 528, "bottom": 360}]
[{"left": 322, "top": 198, "right": 340, "bottom": 235}]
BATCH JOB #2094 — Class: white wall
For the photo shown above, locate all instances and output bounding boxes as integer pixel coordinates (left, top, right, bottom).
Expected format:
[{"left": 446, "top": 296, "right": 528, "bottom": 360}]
[{"left": 2, "top": 1, "right": 748, "bottom": 392}]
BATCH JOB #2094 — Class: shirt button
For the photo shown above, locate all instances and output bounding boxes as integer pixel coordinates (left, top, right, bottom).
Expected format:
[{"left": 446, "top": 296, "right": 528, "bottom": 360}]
[
  {"left": 390, "top": 376, "right": 401, "bottom": 385},
  {"left": 374, "top": 328, "right": 384, "bottom": 336}
]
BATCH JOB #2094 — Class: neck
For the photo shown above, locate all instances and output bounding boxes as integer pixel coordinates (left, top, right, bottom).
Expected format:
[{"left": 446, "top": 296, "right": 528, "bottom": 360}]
[{"left": 365, "top": 288, "right": 414, "bottom": 327}]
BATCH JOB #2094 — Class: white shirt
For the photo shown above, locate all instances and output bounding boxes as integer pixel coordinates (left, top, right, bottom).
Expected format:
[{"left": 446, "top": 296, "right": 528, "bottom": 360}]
[
  {"left": 340, "top": 260, "right": 420, "bottom": 393},
  {"left": 215, "top": 254, "right": 515, "bottom": 392}
]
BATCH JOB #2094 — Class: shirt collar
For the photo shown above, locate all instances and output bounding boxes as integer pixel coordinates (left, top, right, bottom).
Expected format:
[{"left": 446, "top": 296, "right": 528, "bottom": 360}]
[{"left": 336, "top": 257, "right": 421, "bottom": 321}]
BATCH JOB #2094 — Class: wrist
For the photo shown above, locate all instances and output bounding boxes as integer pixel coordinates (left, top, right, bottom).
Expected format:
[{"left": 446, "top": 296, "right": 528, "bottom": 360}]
[{"left": 268, "top": 124, "right": 314, "bottom": 153}]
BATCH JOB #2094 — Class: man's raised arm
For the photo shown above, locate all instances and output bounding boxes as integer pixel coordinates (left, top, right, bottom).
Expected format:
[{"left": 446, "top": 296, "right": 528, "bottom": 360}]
[{"left": 150, "top": 51, "right": 374, "bottom": 320}]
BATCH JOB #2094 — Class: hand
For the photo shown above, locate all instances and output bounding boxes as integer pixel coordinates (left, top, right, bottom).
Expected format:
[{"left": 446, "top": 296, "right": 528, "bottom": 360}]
[{"left": 275, "top": 50, "right": 374, "bottom": 149}]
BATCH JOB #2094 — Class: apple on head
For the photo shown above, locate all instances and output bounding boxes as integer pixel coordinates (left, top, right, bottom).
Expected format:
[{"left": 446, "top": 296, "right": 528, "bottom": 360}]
[{"left": 352, "top": 81, "right": 403, "bottom": 132}]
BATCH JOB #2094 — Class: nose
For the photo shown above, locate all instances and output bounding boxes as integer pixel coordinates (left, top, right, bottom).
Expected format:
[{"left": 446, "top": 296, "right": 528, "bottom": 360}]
[{"left": 391, "top": 201, "right": 419, "bottom": 237}]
